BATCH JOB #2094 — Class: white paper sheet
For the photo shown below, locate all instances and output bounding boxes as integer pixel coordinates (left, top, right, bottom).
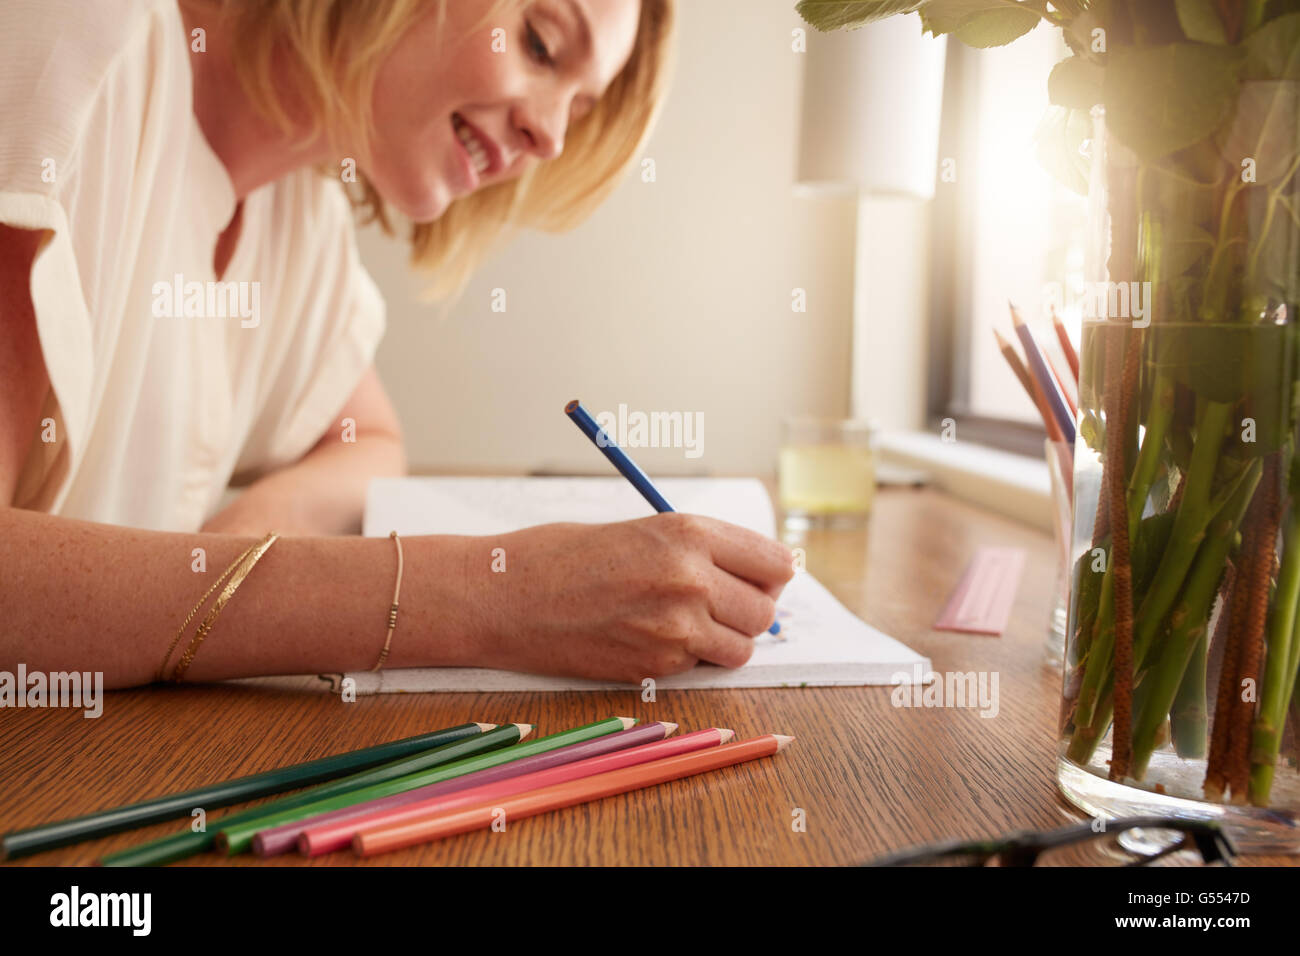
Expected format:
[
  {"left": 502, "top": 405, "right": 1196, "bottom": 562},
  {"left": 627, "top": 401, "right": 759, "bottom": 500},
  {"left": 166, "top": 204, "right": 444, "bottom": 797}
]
[{"left": 347, "top": 476, "right": 929, "bottom": 692}]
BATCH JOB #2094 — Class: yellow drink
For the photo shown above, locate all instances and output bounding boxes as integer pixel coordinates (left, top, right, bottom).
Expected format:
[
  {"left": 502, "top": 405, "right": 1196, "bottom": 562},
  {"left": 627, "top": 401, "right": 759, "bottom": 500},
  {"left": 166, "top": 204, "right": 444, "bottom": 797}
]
[{"left": 778, "top": 444, "right": 875, "bottom": 516}]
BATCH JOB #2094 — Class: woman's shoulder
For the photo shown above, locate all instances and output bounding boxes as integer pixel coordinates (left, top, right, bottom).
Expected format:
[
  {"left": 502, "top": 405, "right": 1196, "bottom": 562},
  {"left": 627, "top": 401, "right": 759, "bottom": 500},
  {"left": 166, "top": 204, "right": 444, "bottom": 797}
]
[
  {"left": 1, "top": 0, "right": 183, "bottom": 96},
  {"left": 0, "top": 0, "right": 188, "bottom": 189}
]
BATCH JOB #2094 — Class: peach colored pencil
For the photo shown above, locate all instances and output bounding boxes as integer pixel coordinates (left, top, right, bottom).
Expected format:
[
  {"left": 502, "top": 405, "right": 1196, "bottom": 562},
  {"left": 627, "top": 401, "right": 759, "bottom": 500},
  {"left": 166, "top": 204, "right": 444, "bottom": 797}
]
[
  {"left": 352, "top": 734, "right": 794, "bottom": 857},
  {"left": 994, "top": 329, "right": 1065, "bottom": 443},
  {"left": 298, "top": 727, "right": 731, "bottom": 857}
]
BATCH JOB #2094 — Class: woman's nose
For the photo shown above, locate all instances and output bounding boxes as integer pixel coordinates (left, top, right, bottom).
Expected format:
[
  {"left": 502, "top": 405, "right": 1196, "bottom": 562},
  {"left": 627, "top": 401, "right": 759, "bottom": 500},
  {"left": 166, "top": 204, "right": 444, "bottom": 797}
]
[{"left": 516, "top": 100, "right": 568, "bottom": 161}]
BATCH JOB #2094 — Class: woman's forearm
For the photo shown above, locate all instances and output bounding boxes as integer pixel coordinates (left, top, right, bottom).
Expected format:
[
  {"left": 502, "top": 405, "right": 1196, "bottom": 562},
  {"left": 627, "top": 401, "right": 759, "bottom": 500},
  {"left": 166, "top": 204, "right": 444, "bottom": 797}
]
[
  {"left": 202, "top": 430, "right": 406, "bottom": 536},
  {"left": 0, "top": 506, "right": 477, "bottom": 689}
]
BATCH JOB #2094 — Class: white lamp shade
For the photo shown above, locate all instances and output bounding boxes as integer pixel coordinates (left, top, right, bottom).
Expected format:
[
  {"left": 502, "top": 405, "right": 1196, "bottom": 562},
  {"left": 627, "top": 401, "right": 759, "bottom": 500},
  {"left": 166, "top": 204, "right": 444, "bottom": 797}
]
[{"left": 797, "top": 16, "right": 947, "bottom": 198}]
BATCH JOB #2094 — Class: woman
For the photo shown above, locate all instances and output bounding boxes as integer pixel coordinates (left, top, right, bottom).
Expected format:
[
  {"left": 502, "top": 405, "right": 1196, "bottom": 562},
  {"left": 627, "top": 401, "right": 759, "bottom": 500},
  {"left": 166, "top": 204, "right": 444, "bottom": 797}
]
[{"left": 0, "top": 0, "right": 793, "bottom": 689}]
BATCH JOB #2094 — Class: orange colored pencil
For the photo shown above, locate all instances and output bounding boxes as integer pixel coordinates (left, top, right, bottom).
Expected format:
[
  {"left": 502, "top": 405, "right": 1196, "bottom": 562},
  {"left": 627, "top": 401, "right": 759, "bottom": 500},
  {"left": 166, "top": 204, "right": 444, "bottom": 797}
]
[
  {"left": 1051, "top": 307, "right": 1079, "bottom": 382},
  {"left": 352, "top": 734, "right": 794, "bottom": 857},
  {"left": 994, "top": 329, "right": 1065, "bottom": 443}
]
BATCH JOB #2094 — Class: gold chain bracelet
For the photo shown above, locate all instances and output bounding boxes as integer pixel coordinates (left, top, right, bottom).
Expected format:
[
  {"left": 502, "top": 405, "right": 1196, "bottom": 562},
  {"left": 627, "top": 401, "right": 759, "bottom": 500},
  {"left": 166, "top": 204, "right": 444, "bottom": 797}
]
[{"left": 162, "top": 532, "right": 279, "bottom": 683}]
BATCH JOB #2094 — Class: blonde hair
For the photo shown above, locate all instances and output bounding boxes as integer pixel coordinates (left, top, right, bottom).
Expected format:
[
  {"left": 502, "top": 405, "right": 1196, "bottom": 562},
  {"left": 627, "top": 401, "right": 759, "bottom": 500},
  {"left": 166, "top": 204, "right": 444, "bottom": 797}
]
[{"left": 217, "top": 0, "right": 675, "bottom": 299}]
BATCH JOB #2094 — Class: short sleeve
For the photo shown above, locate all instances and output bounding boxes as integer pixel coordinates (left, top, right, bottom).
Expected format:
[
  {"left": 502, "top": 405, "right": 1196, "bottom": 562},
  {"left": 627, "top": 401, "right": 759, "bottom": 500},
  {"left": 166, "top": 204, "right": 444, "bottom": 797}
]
[
  {"left": 0, "top": 0, "right": 180, "bottom": 509},
  {"left": 231, "top": 179, "right": 388, "bottom": 482}
]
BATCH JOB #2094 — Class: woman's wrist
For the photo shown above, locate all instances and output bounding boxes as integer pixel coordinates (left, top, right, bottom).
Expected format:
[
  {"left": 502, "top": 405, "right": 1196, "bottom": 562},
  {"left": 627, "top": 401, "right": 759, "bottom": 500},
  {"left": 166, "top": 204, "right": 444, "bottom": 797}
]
[{"left": 385, "top": 533, "right": 493, "bottom": 670}]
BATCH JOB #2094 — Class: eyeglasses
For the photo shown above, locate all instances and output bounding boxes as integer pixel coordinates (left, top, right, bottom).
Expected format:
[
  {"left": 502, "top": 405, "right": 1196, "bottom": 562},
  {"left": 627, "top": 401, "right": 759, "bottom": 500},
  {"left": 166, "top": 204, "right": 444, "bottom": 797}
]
[{"left": 864, "top": 816, "right": 1237, "bottom": 867}]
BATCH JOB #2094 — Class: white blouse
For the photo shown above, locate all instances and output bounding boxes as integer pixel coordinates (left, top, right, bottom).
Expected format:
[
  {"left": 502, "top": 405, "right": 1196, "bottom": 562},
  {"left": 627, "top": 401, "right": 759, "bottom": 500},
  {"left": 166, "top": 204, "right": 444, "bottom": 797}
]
[{"left": 0, "top": 0, "right": 387, "bottom": 531}]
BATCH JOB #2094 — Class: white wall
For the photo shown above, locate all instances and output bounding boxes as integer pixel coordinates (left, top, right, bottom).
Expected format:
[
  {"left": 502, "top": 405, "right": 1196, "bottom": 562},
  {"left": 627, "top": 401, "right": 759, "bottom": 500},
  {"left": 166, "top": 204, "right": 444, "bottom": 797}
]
[{"left": 357, "top": 0, "right": 859, "bottom": 478}]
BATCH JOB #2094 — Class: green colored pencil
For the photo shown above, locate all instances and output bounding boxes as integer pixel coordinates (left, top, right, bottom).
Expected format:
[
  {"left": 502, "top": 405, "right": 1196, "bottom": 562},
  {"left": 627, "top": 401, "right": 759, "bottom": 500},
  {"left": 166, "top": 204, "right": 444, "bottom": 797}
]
[
  {"left": 215, "top": 716, "right": 637, "bottom": 855},
  {"left": 99, "top": 722, "right": 529, "bottom": 867},
  {"left": 1, "top": 721, "right": 491, "bottom": 862}
]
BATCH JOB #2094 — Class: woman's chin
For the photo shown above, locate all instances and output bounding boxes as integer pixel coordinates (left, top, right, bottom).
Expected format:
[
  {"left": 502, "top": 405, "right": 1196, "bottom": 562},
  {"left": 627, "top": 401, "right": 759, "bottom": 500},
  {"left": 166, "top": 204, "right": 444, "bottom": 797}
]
[{"left": 396, "top": 184, "right": 454, "bottom": 224}]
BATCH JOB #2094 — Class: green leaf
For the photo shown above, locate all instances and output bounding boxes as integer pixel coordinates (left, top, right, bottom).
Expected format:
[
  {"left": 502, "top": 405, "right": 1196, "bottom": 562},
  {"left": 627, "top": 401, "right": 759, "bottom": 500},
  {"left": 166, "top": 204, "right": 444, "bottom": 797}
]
[
  {"left": 1218, "top": 80, "right": 1300, "bottom": 184},
  {"left": 919, "top": 0, "right": 985, "bottom": 33},
  {"left": 1251, "top": 193, "right": 1300, "bottom": 301},
  {"left": 1175, "top": 0, "right": 1229, "bottom": 43},
  {"left": 795, "top": 0, "right": 926, "bottom": 31},
  {"left": 1133, "top": 511, "right": 1179, "bottom": 596},
  {"left": 1145, "top": 159, "right": 1220, "bottom": 230},
  {"left": 1103, "top": 43, "right": 1244, "bottom": 162},
  {"left": 1150, "top": 322, "right": 1297, "bottom": 457},
  {"left": 1035, "top": 105, "right": 1093, "bottom": 195},
  {"left": 920, "top": 1, "right": 1040, "bottom": 47},
  {"left": 1161, "top": 220, "right": 1217, "bottom": 276},
  {"left": 1244, "top": 12, "right": 1300, "bottom": 80},
  {"left": 1048, "top": 55, "right": 1104, "bottom": 108}
]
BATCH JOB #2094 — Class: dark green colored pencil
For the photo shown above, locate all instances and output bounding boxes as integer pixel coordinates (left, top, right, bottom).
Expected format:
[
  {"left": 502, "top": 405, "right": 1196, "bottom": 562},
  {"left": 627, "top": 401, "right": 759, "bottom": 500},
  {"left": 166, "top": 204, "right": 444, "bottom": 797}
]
[
  {"left": 98, "top": 722, "right": 527, "bottom": 866},
  {"left": 0, "top": 721, "right": 492, "bottom": 862}
]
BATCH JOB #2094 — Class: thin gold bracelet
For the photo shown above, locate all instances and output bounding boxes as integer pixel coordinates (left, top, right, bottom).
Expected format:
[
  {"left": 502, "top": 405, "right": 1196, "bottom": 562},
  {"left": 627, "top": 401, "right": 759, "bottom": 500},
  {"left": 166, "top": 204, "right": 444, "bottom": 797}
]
[
  {"left": 371, "top": 531, "right": 405, "bottom": 671},
  {"left": 170, "top": 532, "right": 280, "bottom": 683},
  {"left": 158, "top": 537, "right": 264, "bottom": 682}
]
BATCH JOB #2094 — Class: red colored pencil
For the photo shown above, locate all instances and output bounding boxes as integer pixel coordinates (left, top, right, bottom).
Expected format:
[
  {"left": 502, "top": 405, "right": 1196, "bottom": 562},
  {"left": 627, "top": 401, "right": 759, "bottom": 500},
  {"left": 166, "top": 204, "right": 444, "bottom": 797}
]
[
  {"left": 1051, "top": 306, "right": 1079, "bottom": 383},
  {"left": 1047, "top": 349, "right": 1078, "bottom": 419},
  {"left": 352, "top": 734, "right": 794, "bottom": 857}
]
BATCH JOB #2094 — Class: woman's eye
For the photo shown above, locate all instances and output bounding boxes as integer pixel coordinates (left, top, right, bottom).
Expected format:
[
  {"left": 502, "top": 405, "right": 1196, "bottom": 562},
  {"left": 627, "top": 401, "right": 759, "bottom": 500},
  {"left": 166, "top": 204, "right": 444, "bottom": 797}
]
[{"left": 525, "top": 21, "right": 553, "bottom": 66}]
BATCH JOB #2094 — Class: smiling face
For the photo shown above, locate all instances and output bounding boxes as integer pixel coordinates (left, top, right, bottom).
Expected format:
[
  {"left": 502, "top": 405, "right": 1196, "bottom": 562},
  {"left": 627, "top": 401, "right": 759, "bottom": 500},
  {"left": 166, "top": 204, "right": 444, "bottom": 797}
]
[{"left": 361, "top": 0, "right": 642, "bottom": 223}]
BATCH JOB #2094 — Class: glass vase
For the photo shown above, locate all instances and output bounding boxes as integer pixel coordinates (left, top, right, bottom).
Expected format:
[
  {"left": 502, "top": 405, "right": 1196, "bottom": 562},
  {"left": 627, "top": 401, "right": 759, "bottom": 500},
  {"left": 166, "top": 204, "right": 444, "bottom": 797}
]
[{"left": 1057, "top": 101, "right": 1300, "bottom": 853}]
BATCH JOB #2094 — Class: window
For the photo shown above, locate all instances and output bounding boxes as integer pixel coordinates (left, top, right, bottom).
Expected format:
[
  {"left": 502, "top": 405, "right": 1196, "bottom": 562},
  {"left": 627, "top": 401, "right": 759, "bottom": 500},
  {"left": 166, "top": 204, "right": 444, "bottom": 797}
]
[{"left": 929, "top": 28, "right": 1088, "bottom": 457}]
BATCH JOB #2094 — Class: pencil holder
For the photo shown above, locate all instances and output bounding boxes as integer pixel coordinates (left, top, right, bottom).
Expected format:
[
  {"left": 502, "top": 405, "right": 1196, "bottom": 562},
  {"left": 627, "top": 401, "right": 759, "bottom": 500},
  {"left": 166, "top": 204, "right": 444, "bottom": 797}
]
[
  {"left": 1044, "top": 438, "right": 1072, "bottom": 669},
  {"left": 1057, "top": 105, "right": 1300, "bottom": 854}
]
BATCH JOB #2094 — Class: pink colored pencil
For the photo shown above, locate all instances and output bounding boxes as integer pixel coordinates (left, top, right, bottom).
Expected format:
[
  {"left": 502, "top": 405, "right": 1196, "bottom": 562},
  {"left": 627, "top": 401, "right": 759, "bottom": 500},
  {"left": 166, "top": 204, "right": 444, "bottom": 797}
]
[
  {"left": 253, "top": 720, "right": 678, "bottom": 857},
  {"left": 298, "top": 728, "right": 733, "bottom": 857}
]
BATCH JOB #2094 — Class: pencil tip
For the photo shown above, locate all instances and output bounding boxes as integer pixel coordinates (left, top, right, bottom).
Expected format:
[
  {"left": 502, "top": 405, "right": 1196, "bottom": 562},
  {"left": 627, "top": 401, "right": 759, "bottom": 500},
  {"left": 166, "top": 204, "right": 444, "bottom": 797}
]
[
  {"left": 718, "top": 728, "right": 735, "bottom": 743},
  {"left": 513, "top": 723, "right": 533, "bottom": 739},
  {"left": 1008, "top": 301, "right": 1024, "bottom": 324},
  {"left": 660, "top": 722, "right": 678, "bottom": 735},
  {"left": 773, "top": 734, "right": 796, "bottom": 750},
  {"left": 474, "top": 722, "right": 497, "bottom": 732},
  {"left": 616, "top": 717, "right": 637, "bottom": 730}
]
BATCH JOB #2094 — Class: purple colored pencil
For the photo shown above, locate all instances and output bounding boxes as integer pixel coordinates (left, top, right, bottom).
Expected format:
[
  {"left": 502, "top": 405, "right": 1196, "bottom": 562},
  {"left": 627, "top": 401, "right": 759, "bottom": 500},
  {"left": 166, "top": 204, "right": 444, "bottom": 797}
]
[
  {"left": 251, "top": 721, "right": 677, "bottom": 856},
  {"left": 1011, "top": 304, "right": 1076, "bottom": 445}
]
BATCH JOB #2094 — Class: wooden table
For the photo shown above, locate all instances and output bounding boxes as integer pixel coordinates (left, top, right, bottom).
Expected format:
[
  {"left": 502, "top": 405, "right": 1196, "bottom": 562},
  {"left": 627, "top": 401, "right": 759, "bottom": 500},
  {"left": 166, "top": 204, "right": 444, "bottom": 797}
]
[{"left": 2, "top": 486, "right": 1293, "bottom": 866}]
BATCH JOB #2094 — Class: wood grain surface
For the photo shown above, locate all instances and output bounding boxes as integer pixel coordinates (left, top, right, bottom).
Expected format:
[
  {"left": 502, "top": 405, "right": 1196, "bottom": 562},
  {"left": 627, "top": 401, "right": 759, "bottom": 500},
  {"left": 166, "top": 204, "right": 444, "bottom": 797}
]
[{"left": 1, "top": 486, "right": 1293, "bottom": 866}]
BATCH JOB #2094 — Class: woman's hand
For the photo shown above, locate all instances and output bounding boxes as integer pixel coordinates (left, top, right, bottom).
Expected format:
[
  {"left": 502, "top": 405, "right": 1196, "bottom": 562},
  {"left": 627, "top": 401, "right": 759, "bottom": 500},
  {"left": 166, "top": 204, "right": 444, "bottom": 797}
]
[{"left": 461, "top": 513, "right": 796, "bottom": 682}]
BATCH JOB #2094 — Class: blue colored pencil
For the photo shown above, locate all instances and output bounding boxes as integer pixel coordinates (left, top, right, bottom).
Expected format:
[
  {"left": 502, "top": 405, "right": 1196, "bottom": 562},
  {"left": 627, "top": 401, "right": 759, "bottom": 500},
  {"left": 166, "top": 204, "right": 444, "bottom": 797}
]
[
  {"left": 564, "top": 399, "right": 781, "bottom": 637},
  {"left": 1009, "top": 304, "right": 1076, "bottom": 445}
]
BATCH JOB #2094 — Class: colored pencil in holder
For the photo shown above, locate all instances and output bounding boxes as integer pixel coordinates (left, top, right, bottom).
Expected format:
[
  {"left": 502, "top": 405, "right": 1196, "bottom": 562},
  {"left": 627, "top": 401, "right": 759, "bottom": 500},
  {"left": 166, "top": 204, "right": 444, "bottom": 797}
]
[
  {"left": 994, "top": 328, "right": 1064, "bottom": 444},
  {"left": 1010, "top": 303, "right": 1075, "bottom": 444},
  {"left": 1051, "top": 306, "right": 1079, "bottom": 383}
]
